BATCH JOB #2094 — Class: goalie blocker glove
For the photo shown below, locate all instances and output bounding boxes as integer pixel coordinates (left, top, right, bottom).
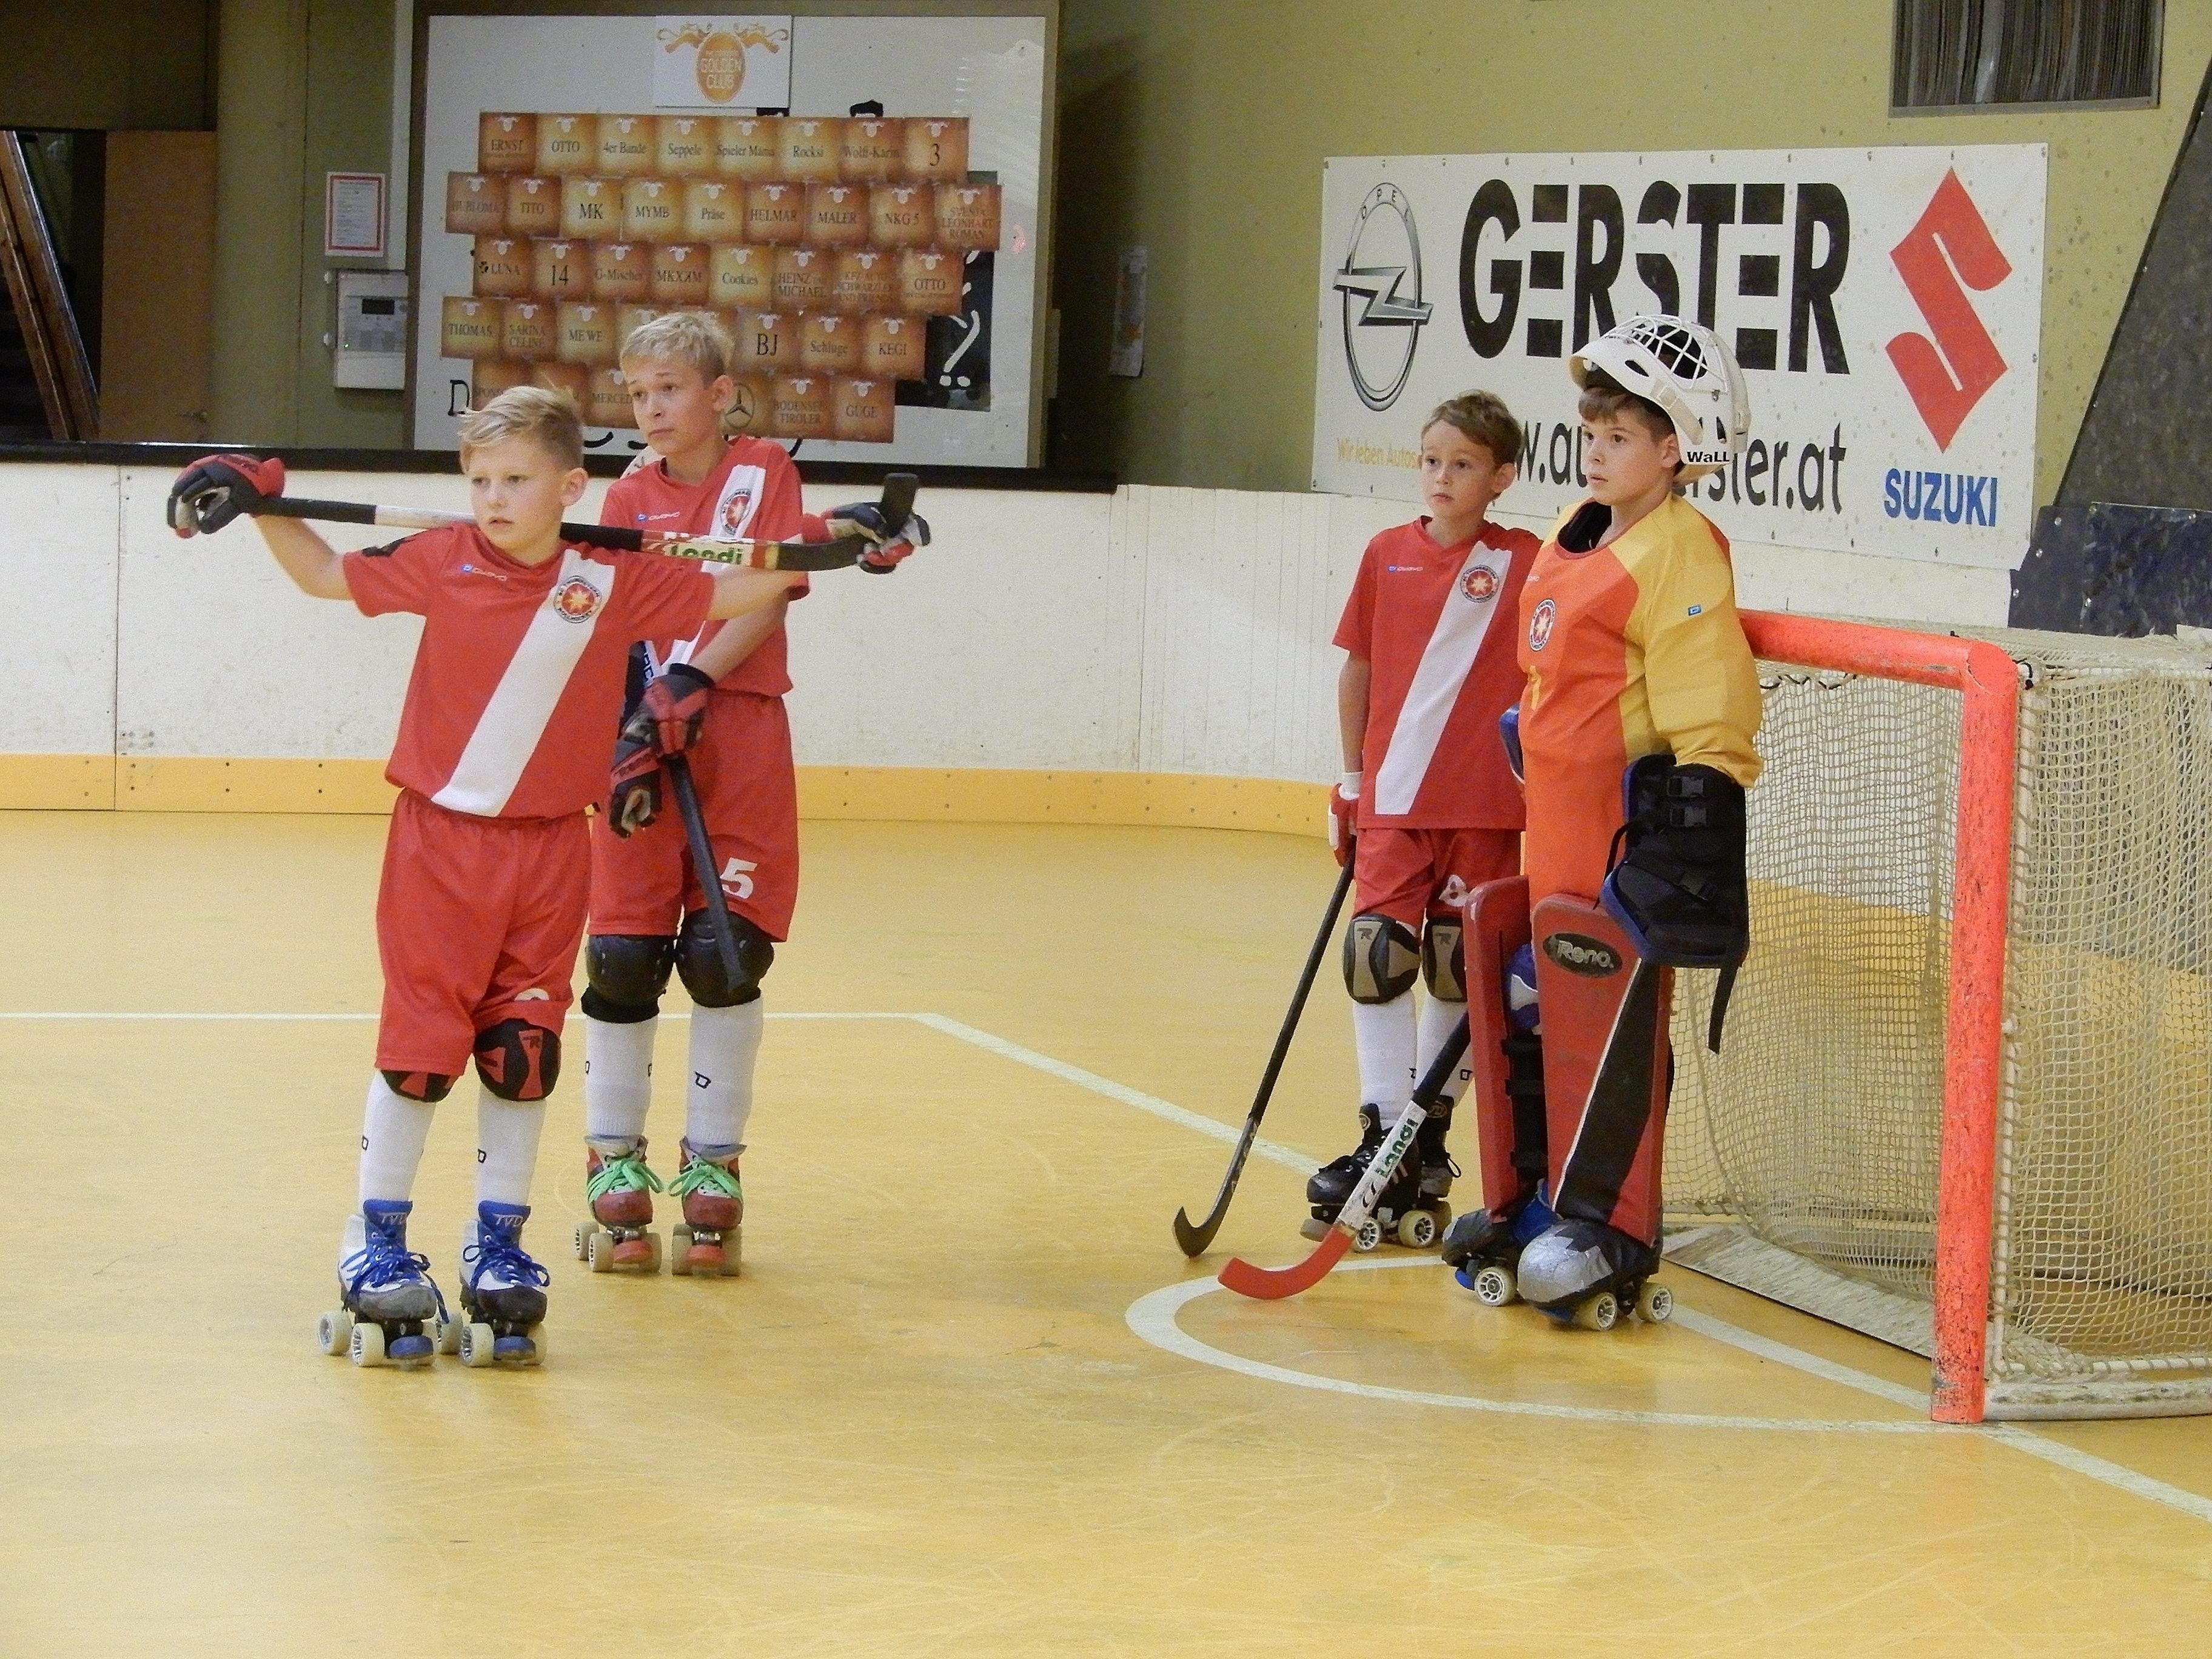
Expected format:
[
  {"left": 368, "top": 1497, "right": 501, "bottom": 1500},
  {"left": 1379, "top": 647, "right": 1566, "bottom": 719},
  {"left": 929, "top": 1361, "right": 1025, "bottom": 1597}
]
[
  {"left": 1601, "top": 755, "right": 1749, "bottom": 1048},
  {"left": 167, "top": 453, "right": 287, "bottom": 537},
  {"left": 626, "top": 663, "right": 714, "bottom": 757},
  {"left": 823, "top": 500, "right": 931, "bottom": 573},
  {"left": 607, "top": 729, "right": 663, "bottom": 837}
]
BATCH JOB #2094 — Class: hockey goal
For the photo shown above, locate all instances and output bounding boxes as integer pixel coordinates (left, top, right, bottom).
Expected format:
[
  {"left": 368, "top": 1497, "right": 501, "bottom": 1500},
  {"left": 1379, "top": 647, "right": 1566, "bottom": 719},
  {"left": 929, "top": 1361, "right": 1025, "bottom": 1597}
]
[{"left": 1664, "top": 612, "right": 2212, "bottom": 1423}]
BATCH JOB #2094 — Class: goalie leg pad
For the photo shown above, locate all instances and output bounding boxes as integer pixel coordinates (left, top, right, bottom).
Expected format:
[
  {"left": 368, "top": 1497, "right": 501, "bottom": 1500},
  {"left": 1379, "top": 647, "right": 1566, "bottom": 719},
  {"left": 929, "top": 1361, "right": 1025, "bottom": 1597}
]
[
  {"left": 1532, "top": 895, "right": 1671, "bottom": 1247},
  {"left": 1456, "top": 877, "right": 1550, "bottom": 1220},
  {"left": 581, "top": 932, "right": 677, "bottom": 1023},
  {"left": 473, "top": 1019, "right": 561, "bottom": 1102},
  {"left": 1420, "top": 917, "right": 1466, "bottom": 1002},
  {"left": 1342, "top": 913, "right": 1420, "bottom": 1005},
  {"left": 1603, "top": 757, "right": 1748, "bottom": 969},
  {"left": 674, "top": 907, "right": 776, "bottom": 1008}
]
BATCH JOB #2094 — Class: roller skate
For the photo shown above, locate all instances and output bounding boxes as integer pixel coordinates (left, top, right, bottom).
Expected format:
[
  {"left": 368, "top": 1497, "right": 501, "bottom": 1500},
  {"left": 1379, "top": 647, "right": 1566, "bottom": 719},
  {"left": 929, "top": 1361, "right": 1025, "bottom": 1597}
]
[
  {"left": 1513, "top": 1215, "right": 1672, "bottom": 1330},
  {"left": 1301, "top": 1106, "right": 1449, "bottom": 1252},
  {"left": 445, "top": 1201, "right": 551, "bottom": 1367},
  {"left": 573, "top": 1136, "right": 663, "bottom": 1273},
  {"left": 668, "top": 1139, "right": 742, "bottom": 1277},
  {"left": 1441, "top": 1185, "right": 1557, "bottom": 1307},
  {"left": 320, "top": 1200, "right": 445, "bottom": 1369}
]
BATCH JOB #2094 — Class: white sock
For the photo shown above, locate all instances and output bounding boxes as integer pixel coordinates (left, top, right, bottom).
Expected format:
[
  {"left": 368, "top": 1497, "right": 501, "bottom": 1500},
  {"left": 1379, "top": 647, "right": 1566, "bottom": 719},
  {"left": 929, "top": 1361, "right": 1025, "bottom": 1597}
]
[
  {"left": 1352, "top": 993, "right": 1418, "bottom": 1125},
  {"left": 475, "top": 1084, "right": 548, "bottom": 1207},
  {"left": 583, "top": 1013, "right": 658, "bottom": 1147},
  {"left": 687, "top": 998, "right": 764, "bottom": 1150},
  {"left": 1418, "top": 993, "right": 1474, "bottom": 1108},
  {"left": 358, "top": 1073, "right": 435, "bottom": 1207}
]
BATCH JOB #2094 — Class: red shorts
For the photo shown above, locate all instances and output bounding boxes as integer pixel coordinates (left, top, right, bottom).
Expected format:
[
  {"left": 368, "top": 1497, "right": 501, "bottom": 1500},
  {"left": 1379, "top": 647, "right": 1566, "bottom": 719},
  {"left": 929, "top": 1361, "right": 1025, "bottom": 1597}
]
[
  {"left": 589, "top": 689, "right": 800, "bottom": 941},
  {"left": 1353, "top": 825, "right": 1521, "bottom": 929},
  {"left": 374, "top": 791, "right": 591, "bottom": 1075}
]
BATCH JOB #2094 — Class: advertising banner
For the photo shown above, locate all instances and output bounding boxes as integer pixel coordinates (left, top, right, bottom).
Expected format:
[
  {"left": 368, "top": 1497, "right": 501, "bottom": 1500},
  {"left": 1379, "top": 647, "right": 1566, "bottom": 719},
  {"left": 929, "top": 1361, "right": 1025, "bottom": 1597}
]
[{"left": 1313, "top": 146, "right": 2046, "bottom": 566}]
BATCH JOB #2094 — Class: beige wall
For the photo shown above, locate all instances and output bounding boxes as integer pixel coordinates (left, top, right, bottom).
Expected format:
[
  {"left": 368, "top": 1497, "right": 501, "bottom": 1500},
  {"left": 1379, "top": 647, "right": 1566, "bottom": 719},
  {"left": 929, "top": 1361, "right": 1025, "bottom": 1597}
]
[
  {"left": 0, "top": 0, "right": 213, "bottom": 131},
  {"left": 1052, "top": 0, "right": 2212, "bottom": 500}
]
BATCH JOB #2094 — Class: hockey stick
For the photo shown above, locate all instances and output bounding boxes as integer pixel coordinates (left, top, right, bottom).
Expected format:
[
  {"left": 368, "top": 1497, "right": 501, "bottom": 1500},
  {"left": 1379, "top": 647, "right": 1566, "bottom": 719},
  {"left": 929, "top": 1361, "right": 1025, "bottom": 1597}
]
[
  {"left": 1218, "top": 1013, "right": 1470, "bottom": 1301},
  {"left": 220, "top": 471, "right": 921, "bottom": 573},
  {"left": 664, "top": 752, "right": 744, "bottom": 990},
  {"left": 1171, "top": 854, "right": 1358, "bottom": 1256}
]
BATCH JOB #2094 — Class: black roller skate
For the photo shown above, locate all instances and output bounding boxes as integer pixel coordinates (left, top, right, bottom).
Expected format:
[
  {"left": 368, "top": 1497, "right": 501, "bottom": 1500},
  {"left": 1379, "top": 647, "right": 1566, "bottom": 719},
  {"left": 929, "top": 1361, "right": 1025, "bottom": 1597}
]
[
  {"left": 320, "top": 1199, "right": 444, "bottom": 1369},
  {"left": 445, "top": 1201, "right": 551, "bottom": 1367},
  {"left": 1513, "top": 1215, "right": 1672, "bottom": 1330},
  {"left": 1441, "top": 1185, "right": 1557, "bottom": 1308},
  {"left": 1301, "top": 1105, "right": 1450, "bottom": 1252}
]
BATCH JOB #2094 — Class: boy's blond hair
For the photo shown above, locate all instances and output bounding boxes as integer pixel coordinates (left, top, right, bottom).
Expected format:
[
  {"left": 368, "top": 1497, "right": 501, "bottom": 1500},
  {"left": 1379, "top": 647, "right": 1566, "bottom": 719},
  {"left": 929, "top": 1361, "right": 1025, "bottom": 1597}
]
[
  {"left": 1424, "top": 390, "right": 1523, "bottom": 469},
  {"left": 457, "top": 385, "right": 584, "bottom": 470},
  {"left": 619, "top": 310, "right": 732, "bottom": 382}
]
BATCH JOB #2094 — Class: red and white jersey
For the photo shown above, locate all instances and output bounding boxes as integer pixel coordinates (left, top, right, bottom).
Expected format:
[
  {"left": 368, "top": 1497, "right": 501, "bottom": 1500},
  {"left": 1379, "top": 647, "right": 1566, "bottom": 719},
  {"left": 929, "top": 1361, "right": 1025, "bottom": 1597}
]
[
  {"left": 1334, "top": 517, "right": 1541, "bottom": 830},
  {"left": 600, "top": 436, "right": 809, "bottom": 697},
  {"left": 346, "top": 523, "right": 712, "bottom": 819}
]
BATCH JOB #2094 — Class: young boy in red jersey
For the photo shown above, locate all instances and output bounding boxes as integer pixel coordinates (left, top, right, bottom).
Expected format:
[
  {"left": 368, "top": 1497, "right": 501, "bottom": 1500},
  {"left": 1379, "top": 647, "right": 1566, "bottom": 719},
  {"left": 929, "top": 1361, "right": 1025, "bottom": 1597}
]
[
  {"left": 1306, "top": 392, "right": 1541, "bottom": 1245},
  {"left": 166, "top": 389, "right": 804, "bottom": 1367},
  {"left": 1442, "top": 316, "right": 1761, "bottom": 1327},
  {"left": 574, "top": 313, "right": 925, "bottom": 1277}
]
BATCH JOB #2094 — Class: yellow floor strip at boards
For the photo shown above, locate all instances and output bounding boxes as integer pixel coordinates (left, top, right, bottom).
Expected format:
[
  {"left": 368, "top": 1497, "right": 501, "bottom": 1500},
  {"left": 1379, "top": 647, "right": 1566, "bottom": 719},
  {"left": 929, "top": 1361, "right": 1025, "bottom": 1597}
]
[{"left": 0, "top": 754, "right": 1328, "bottom": 833}]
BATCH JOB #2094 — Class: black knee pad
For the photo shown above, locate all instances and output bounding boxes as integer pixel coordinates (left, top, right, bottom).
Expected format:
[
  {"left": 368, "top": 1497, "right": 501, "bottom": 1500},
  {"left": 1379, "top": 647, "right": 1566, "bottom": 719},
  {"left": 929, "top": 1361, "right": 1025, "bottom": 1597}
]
[
  {"left": 473, "top": 1019, "right": 561, "bottom": 1101},
  {"left": 582, "top": 933, "right": 676, "bottom": 1023},
  {"left": 1342, "top": 913, "right": 1420, "bottom": 1004},
  {"left": 674, "top": 908, "right": 774, "bottom": 1008},
  {"left": 1421, "top": 918, "right": 1466, "bottom": 1002},
  {"left": 381, "top": 1069, "right": 455, "bottom": 1104}
]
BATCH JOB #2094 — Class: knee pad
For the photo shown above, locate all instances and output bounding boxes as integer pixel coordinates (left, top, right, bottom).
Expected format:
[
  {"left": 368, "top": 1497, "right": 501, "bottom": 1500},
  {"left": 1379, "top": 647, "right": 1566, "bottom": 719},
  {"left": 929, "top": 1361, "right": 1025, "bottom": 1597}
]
[
  {"left": 582, "top": 933, "right": 677, "bottom": 1023},
  {"left": 1421, "top": 918, "right": 1466, "bottom": 1002},
  {"left": 381, "top": 1069, "right": 455, "bottom": 1104},
  {"left": 1342, "top": 913, "right": 1420, "bottom": 1004},
  {"left": 674, "top": 908, "right": 774, "bottom": 1008},
  {"left": 473, "top": 1019, "right": 561, "bottom": 1101}
]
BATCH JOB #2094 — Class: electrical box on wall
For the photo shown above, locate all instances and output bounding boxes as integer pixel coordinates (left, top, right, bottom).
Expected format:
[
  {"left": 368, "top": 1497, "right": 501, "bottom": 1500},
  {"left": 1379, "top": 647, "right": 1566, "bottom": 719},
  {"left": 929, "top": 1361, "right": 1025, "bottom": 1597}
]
[{"left": 333, "top": 270, "right": 410, "bottom": 390}]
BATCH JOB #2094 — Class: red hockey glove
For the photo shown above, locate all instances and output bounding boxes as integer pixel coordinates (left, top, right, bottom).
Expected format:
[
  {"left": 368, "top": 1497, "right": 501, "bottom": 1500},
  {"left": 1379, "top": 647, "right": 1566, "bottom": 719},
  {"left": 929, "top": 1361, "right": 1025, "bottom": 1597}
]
[
  {"left": 823, "top": 500, "right": 930, "bottom": 574},
  {"left": 608, "top": 731, "right": 663, "bottom": 837},
  {"left": 1327, "top": 774, "right": 1360, "bottom": 867},
  {"left": 167, "top": 453, "right": 286, "bottom": 537},
  {"left": 623, "top": 663, "right": 714, "bottom": 757}
]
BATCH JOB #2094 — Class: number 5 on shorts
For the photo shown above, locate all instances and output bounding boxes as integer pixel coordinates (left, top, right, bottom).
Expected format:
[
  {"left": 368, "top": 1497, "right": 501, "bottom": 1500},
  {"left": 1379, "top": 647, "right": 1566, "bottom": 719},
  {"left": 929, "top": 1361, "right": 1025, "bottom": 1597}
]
[{"left": 719, "top": 857, "right": 756, "bottom": 901}]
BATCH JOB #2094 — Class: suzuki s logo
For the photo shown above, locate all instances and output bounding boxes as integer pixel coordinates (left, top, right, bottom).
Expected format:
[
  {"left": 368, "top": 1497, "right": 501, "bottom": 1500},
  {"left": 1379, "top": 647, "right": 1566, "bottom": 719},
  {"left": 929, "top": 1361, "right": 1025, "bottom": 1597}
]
[
  {"left": 1542, "top": 932, "right": 1623, "bottom": 977},
  {"left": 1334, "top": 183, "right": 1433, "bottom": 412},
  {"left": 1885, "top": 170, "right": 2013, "bottom": 452}
]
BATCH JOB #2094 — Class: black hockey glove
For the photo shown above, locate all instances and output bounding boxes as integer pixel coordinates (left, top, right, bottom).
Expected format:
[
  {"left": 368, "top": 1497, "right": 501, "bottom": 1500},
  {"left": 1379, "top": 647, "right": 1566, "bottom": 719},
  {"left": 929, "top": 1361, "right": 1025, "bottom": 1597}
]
[
  {"left": 607, "top": 730, "right": 663, "bottom": 837},
  {"left": 823, "top": 500, "right": 931, "bottom": 573},
  {"left": 167, "top": 453, "right": 287, "bottom": 537},
  {"left": 624, "top": 663, "right": 714, "bottom": 757},
  {"left": 1601, "top": 759, "right": 1748, "bottom": 970}
]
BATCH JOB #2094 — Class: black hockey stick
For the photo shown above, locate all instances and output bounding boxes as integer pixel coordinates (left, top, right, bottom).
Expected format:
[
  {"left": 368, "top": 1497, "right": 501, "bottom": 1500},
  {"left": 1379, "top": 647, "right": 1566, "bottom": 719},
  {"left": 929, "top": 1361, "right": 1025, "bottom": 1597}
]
[
  {"left": 665, "top": 752, "right": 744, "bottom": 990},
  {"left": 1172, "top": 853, "right": 1358, "bottom": 1257}
]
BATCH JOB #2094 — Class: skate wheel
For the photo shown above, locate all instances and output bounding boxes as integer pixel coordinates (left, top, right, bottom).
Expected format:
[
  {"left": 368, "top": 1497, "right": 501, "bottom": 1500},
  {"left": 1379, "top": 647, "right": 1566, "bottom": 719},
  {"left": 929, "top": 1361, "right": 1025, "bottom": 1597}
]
[
  {"left": 669, "top": 1224, "right": 694, "bottom": 1276},
  {"left": 1572, "top": 1291, "right": 1620, "bottom": 1332},
  {"left": 572, "top": 1219, "right": 597, "bottom": 1261},
  {"left": 586, "top": 1229, "right": 615, "bottom": 1273},
  {"left": 1396, "top": 1210, "right": 1438, "bottom": 1250},
  {"left": 1472, "top": 1264, "right": 1518, "bottom": 1307},
  {"left": 349, "top": 1321, "right": 387, "bottom": 1367},
  {"left": 1636, "top": 1281, "right": 1674, "bottom": 1324},
  {"left": 318, "top": 1309, "right": 353, "bottom": 1356},
  {"left": 459, "top": 1322, "right": 498, "bottom": 1367},
  {"left": 644, "top": 1232, "right": 664, "bottom": 1273},
  {"left": 433, "top": 1312, "right": 460, "bottom": 1355},
  {"left": 1352, "top": 1218, "right": 1383, "bottom": 1253},
  {"left": 720, "top": 1228, "right": 742, "bottom": 1277}
]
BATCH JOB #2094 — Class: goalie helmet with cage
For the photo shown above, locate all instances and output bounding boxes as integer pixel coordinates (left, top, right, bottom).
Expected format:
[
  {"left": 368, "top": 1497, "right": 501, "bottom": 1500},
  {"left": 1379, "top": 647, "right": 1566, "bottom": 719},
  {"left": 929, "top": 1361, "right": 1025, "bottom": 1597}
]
[{"left": 1569, "top": 315, "right": 1749, "bottom": 481}]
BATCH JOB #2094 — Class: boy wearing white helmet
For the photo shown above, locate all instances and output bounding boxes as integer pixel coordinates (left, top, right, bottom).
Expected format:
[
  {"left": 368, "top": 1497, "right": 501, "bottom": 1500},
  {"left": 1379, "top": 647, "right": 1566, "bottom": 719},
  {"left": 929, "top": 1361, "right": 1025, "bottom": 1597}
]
[{"left": 1441, "top": 316, "right": 1762, "bottom": 1329}]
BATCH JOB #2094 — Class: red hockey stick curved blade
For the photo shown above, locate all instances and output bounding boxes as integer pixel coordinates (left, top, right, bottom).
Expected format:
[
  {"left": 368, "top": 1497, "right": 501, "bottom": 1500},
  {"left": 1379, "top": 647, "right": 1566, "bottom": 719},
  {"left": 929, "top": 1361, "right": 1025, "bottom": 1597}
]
[{"left": 1218, "top": 1226, "right": 1352, "bottom": 1300}]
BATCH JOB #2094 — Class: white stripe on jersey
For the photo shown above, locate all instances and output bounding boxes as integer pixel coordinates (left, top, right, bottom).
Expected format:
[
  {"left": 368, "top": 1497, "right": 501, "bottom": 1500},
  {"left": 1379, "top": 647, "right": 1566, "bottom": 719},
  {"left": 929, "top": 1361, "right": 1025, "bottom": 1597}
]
[
  {"left": 661, "top": 462, "right": 768, "bottom": 671},
  {"left": 432, "top": 546, "right": 616, "bottom": 816},
  {"left": 1372, "top": 548, "right": 1508, "bottom": 817}
]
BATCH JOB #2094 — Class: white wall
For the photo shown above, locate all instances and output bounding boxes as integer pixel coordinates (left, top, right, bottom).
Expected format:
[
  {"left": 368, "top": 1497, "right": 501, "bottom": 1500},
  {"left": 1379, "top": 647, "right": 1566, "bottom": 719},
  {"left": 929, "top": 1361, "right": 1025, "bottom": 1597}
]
[{"left": 0, "top": 463, "right": 2017, "bottom": 780}]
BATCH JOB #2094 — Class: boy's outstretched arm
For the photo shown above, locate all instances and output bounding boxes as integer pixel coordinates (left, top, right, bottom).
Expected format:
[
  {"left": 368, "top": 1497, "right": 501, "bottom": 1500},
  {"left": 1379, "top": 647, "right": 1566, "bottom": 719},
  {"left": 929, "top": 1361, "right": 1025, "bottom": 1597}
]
[
  {"left": 705, "top": 564, "right": 804, "bottom": 619},
  {"left": 256, "top": 516, "right": 354, "bottom": 601}
]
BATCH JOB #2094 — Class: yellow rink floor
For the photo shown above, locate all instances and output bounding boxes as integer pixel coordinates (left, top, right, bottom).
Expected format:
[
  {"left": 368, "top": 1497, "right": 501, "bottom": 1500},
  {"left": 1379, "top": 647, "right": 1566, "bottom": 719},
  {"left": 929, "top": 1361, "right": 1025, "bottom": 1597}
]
[{"left": 4, "top": 810, "right": 2211, "bottom": 1657}]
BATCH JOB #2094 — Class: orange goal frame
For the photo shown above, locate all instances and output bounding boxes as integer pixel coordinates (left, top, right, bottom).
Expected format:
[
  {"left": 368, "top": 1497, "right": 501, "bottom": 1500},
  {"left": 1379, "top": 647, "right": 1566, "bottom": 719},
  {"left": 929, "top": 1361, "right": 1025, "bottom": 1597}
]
[{"left": 1738, "top": 612, "right": 2019, "bottom": 1424}]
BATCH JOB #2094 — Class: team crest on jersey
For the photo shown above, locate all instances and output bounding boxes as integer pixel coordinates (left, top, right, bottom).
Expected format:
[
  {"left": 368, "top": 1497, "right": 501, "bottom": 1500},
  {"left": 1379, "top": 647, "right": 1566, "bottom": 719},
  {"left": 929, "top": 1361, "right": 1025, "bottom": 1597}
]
[
  {"left": 1460, "top": 563, "right": 1500, "bottom": 604},
  {"left": 1528, "top": 598, "right": 1557, "bottom": 651},
  {"left": 552, "top": 577, "right": 604, "bottom": 622}
]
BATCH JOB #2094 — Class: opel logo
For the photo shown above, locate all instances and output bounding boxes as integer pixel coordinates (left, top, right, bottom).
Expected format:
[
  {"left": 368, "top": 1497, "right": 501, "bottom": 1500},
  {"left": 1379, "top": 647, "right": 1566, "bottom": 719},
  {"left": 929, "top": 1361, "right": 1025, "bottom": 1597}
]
[{"left": 1334, "top": 183, "right": 1432, "bottom": 412}]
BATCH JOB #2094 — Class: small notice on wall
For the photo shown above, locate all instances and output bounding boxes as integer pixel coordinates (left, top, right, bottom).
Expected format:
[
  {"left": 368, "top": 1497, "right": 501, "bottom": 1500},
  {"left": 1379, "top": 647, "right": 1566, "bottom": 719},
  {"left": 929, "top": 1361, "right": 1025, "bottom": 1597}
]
[
  {"left": 1108, "top": 246, "right": 1146, "bottom": 378},
  {"left": 654, "top": 16, "right": 793, "bottom": 109},
  {"left": 324, "top": 172, "right": 386, "bottom": 258}
]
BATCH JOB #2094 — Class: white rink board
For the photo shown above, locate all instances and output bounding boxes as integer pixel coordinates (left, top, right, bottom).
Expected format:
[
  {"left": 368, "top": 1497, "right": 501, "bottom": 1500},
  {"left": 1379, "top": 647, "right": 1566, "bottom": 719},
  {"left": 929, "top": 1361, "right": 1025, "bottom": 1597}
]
[
  {"left": 0, "top": 466, "right": 2011, "bottom": 773},
  {"left": 1315, "top": 146, "right": 2047, "bottom": 568}
]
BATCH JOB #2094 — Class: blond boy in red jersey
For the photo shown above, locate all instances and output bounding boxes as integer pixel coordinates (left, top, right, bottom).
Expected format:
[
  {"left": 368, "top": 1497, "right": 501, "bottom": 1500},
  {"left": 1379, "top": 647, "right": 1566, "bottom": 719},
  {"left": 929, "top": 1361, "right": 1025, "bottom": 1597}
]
[{"left": 166, "top": 389, "right": 802, "bottom": 1366}]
